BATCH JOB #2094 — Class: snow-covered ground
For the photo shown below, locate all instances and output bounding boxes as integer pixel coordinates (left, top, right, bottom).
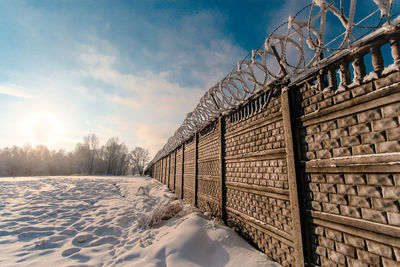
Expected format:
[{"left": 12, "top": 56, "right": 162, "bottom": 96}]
[{"left": 0, "top": 176, "right": 280, "bottom": 267}]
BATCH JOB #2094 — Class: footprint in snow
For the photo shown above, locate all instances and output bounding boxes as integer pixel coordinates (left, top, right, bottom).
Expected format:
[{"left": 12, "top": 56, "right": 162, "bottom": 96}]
[
  {"left": 59, "top": 229, "right": 77, "bottom": 236},
  {"left": 72, "top": 234, "right": 95, "bottom": 246},
  {"left": 62, "top": 247, "right": 81, "bottom": 257}
]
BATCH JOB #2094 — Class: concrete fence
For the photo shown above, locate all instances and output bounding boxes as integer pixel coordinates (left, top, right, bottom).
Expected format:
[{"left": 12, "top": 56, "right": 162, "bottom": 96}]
[{"left": 148, "top": 26, "right": 400, "bottom": 266}]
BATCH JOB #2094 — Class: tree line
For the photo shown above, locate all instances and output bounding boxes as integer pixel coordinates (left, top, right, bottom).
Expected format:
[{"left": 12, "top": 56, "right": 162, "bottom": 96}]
[{"left": 0, "top": 134, "right": 150, "bottom": 177}]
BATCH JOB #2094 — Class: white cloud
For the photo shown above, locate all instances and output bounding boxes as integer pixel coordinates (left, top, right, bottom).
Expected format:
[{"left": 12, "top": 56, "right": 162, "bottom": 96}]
[
  {"left": 79, "top": 44, "right": 205, "bottom": 119},
  {"left": 72, "top": 86, "right": 97, "bottom": 101},
  {"left": 97, "top": 116, "right": 177, "bottom": 157},
  {"left": 0, "top": 83, "right": 35, "bottom": 98},
  {"left": 266, "top": 0, "right": 308, "bottom": 34},
  {"left": 105, "top": 95, "right": 140, "bottom": 108},
  {"left": 134, "top": 122, "right": 178, "bottom": 157},
  {"left": 77, "top": 23, "right": 247, "bottom": 157}
]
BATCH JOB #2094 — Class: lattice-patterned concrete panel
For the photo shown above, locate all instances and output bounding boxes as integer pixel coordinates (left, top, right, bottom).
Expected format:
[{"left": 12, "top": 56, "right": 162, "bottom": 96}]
[
  {"left": 197, "top": 195, "right": 220, "bottom": 217},
  {"left": 175, "top": 146, "right": 183, "bottom": 198},
  {"left": 161, "top": 157, "right": 166, "bottom": 184},
  {"left": 166, "top": 156, "right": 170, "bottom": 186},
  {"left": 226, "top": 187, "right": 292, "bottom": 233},
  {"left": 197, "top": 120, "right": 222, "bottom": 216},
  {"left": 198, "top": 160, "right": 219, "bottom": 177},
  {"left": 227, "top": 212, "right": 295, "bottom": 266},
  {"left": 198, "top": 120, "right": 220, "bottom": 160},
  {"left": 183, "top": 139, "right": 196, "bottom": 205},
  {"left": 184, "top": 188, "right": 195, "bottom": 205},
  {"left": 169, "top": 152, "right": 175, "bottom": 190},
  {"left": 197, "top": 179, "right": 220, "bottom": 200}
]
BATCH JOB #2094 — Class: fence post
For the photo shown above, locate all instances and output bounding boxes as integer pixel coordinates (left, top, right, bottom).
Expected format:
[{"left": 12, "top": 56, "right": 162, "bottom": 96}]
[
  {"left": 194, "top": 131, "right": 199, "bottom": 207},
  {"left": 181, "top": 142, "right": 185, "bottom": 199},
  {"left": 219, "top": 116, "right": 227, "bottom": 222},
  {"left": 164, "top": 157, "right": 168, "bottom": 185},
  {"left": 281, "top": 86, "right": 305, "bottom": 267},
  {"left": 161, "top": 158, "right": 164, "bottom": 183},
  {"left": 173, "top": 149, "right": 177, "bottom": 192},
  {"left": 167, "top": 153, "right": 171, "bottom": 188},
  {"left": 160, "top": 158, "right": 163, "bottom": 182}
]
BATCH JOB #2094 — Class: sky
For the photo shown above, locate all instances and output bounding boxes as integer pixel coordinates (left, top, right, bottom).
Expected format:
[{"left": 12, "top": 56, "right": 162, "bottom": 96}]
[{"left": 0, "top": 0, "right": 397, "bottom": 157}]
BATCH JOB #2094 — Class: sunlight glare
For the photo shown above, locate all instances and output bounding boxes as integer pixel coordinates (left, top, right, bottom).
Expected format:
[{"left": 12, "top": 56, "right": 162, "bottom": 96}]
[{"left": 22, "top": 110, "right": 63, "bottom": 146}]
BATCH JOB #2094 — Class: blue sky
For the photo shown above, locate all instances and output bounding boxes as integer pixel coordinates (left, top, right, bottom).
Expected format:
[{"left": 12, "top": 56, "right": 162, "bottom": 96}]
[{"left": 0, "top": 0, "right": 396, "bottom": 156}]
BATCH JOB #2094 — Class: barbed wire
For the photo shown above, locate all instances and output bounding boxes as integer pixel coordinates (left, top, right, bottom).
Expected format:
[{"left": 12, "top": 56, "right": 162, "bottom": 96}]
[{"left": 148, "top": 0, "right": 398, "bottom": 167}]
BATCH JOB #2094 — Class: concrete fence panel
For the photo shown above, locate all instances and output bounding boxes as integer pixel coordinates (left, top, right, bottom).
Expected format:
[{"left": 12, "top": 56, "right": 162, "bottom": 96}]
[{"left": 148, "top": 25, "right": 400, "bottom": 267}]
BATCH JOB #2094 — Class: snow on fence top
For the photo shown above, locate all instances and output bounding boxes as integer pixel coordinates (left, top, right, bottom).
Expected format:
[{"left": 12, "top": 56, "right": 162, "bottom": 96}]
[{"left": 149, "top": 0, "right": 399, "bottom": 166}]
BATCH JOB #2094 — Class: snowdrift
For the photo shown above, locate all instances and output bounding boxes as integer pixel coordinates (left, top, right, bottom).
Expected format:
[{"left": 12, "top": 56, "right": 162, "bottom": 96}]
[{"left": 0, "top": 176, "right": 280, "bottom": 266}]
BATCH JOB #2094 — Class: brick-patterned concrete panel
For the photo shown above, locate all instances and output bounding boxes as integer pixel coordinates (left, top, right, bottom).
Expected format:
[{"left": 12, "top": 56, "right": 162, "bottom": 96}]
[
  {"left": 309, "top": 223, "right": 400, "bottom": 266},
  {"left": 226, "top": 158, "right": 288, "bottom": 189},
  {"left": 300, "top": 96, "right": 400, "bottom": 161},
  {"left": 221, "top": 90, "right": 297, "bottom": 265},
  {"left": 150, "top": 30, "right": 400, "bottom": 266},
  {"left": 225, "top": 119, "right": 285, "bottom": 157},
  {"left": 294, "top": 65, "right": 400, "bottom": 265},
  {"left": 198, "top": 138, "right": 219, "bottom": 160},
  {"left": 225, "top": 94, "right": 281, "bottom": 134},
  {"left": 305, "top": 172, "right": 400, "bottom": 226}
]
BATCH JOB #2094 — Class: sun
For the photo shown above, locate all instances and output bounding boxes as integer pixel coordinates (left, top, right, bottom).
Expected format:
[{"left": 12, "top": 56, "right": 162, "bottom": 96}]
[{"left": 22, "top": 110, "right": 63, "bottom": 146}]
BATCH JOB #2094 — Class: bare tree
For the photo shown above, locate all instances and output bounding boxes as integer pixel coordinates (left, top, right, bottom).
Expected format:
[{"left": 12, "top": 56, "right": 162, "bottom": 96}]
[
  {"left": 83, "top": 134, "right": 99, "bottom": 175},
  {"left": 74, "top": 143, "right": 89, "bottom": 174},
  {"left": 130, "top": 147, "right": 150, "bottom": 175},
  {"left": 0, "top": 135, "right": 150, "bottom": 177},
  {"left": 104, "top": 137, "right": 119, "bottom": 175},
  {"left": 114, "top": 143, "right": 128, "bottom": 176}
]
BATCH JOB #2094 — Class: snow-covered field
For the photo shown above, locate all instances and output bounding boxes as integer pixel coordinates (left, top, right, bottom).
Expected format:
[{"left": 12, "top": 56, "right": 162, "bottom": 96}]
[{"left": 0, "top": 176, "right": 280, "bottom": 267}]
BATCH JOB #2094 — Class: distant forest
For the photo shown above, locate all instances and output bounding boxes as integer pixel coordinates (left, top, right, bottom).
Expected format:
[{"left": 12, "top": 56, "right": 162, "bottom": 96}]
[{"left": 0, "top": 134, "right": 150, "bottom": 177}]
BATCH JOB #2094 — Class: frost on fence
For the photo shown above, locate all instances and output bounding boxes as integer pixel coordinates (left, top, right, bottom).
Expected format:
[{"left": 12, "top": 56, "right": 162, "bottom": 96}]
[{"left": 150, "top": 0, "right": 398, "bottom": 165}]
